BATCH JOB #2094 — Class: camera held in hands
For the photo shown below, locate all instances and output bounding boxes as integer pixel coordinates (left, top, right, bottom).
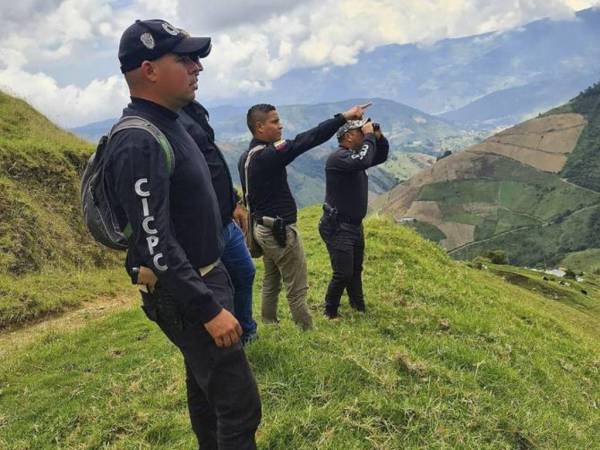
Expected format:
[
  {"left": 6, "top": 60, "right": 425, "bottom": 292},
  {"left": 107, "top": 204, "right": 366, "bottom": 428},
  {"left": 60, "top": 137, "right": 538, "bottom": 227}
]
[{"left": 366, "top": 117, "right": 381, "bottom": 132}]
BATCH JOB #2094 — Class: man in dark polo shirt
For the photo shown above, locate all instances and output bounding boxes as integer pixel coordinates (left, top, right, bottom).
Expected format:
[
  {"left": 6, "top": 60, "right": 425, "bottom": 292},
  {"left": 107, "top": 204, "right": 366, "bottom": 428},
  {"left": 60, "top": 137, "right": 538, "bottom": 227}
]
[
  {"left": 104, "top": 19, "right": 261, "bottom": 449},
  {"left": 319, "top": 119, "right": 389, "bottom": 318},
  {"left": 238, "top": 103, "right": 368, "bottom": 330},
  {"left": 179, "top": 101, "right": 258, "bottom": 345}
]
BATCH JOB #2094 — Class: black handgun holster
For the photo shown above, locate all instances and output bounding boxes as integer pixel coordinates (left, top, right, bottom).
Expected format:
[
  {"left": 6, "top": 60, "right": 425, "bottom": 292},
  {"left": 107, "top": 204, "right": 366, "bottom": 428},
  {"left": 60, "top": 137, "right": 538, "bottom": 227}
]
[
  {"left": 140, "top": 287, "right": 184, "bottom": 346},
  {"left": 273, "top": 217, "right": 287, "bottom": 248}
]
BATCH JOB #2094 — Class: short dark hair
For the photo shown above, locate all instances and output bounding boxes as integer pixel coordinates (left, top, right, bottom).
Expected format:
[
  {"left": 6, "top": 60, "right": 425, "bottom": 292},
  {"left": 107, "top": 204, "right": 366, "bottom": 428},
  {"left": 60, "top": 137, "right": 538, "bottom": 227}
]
[{"left": 247, "top": 103, "right": 276, "bottom": 134}]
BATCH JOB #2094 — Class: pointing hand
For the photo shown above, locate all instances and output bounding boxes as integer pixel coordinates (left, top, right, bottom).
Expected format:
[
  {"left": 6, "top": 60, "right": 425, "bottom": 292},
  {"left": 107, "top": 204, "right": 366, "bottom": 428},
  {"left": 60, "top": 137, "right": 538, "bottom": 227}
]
[{"left": 342, "top": 102, "right": 372, "bottom": 120}]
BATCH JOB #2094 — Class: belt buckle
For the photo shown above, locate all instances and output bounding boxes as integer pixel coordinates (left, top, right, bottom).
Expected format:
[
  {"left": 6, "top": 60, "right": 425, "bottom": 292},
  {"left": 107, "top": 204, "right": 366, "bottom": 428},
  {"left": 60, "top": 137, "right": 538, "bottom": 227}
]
[
  {"left": 261, "top": 216, "right": 276, "bottom": 228},
  {"left": 199, "top": 258, "right": 219, "bottom": 277}
]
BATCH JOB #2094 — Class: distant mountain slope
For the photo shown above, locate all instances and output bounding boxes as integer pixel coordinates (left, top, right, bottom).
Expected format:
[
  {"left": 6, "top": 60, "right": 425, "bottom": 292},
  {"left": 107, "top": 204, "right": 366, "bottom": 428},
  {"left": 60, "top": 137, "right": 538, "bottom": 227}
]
[
  {"left": 218, "top": 8, "right": 600, "bottom": 130},
  {"left": 439, "top": 75, "right": 596, "bottom": 129},
  {"left": 373, "top": 82, "right": 600, "bottom": 267},
  {"left": 73, "top": 98, "right": 481, "bottom": 207},
  {"left": 550, "top": 82, "right": 600, "bottom": 192}
]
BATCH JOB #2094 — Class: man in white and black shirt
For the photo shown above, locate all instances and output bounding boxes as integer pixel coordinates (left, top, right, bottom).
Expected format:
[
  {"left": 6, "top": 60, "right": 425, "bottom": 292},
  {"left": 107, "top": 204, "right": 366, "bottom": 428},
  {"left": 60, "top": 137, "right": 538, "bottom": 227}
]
[{"left": 319, "top": 119, "right": 389, "bottom": 318}]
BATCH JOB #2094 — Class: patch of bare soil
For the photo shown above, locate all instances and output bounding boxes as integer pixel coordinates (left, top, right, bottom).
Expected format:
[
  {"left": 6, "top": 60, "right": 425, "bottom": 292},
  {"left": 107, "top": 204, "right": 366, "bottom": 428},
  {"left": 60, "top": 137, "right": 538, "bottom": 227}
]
[
  {"left": 439, "top": 222, "right": 476, "bottom": 249},
  {"left": 405, "top": 201, "right": 444, "bottom": 225},
  {"left": 380, "top": 151, "right": 483, "bottom": 219},
  {"left": 0, "top": 291, "right": 139, "bottom": 358},
  {"left": 469, "top": 113, "right": 586, "bottom": 173}
]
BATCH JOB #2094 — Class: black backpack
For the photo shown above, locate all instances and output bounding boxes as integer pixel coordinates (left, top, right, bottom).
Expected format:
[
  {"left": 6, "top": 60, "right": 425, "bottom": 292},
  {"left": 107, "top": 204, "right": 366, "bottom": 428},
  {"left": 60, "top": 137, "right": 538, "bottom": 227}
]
[{"left": 80, "top": 116, "right": 174, "bottom": 250}]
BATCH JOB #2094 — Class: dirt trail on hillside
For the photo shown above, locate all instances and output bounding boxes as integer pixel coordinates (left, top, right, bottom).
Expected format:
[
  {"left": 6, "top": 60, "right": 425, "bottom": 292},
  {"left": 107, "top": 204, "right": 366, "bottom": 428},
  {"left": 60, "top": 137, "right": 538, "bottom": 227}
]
[
  {"left": 448, "top": 202, "right": 600, "bottom": 255},
  {"left": 0, "top": 291, "right": 139, "bottom": 358}
]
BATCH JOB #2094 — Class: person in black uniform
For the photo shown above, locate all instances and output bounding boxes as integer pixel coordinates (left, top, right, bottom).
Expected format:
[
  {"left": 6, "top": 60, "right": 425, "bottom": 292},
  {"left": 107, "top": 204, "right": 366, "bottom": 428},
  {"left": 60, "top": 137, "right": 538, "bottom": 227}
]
[
  {"left": 238, "top": 103, "right": 368, "bottom": 330},
  {"left": 319, "top": 118, "right": 389, "bottom": 319},
  {"left": 105, "top": 20, "right": 261, "bottom": 449},
  {"left": 179, "top": 101, "right": 258, "bottom": 345}
]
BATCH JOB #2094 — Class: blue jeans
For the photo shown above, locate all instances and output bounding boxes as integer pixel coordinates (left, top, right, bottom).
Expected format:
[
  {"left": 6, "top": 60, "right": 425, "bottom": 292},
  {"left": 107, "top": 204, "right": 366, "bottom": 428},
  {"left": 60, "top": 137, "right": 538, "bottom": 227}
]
[{"left": 222, "top": 221, "right": 257, "bottom": 340}]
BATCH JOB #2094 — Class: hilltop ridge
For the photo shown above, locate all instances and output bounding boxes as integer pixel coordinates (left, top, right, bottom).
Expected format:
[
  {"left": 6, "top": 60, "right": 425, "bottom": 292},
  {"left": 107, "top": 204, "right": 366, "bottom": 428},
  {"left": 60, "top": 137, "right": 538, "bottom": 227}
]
[{"left": 0, "top": 91, "right": 115, "bottom": 275}]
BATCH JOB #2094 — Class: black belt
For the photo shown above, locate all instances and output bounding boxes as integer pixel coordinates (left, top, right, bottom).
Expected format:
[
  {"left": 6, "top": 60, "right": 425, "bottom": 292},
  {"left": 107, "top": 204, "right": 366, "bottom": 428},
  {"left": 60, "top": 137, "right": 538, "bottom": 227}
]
[
  {"left": 254, "top": 215, "right": 294, "bottom": 227},
  {"left": 322, "top": 204, "right": 362, "bottom": 226},
  {"left": 339, "top": 216, "right": 362, "bottom": 226}
]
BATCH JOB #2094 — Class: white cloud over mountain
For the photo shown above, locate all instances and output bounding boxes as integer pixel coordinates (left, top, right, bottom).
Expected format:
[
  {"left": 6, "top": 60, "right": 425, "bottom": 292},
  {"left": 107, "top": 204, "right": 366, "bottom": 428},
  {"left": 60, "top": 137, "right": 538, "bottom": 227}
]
[{"left": 0, "top": 0, "right": 597, "bottom": 127}]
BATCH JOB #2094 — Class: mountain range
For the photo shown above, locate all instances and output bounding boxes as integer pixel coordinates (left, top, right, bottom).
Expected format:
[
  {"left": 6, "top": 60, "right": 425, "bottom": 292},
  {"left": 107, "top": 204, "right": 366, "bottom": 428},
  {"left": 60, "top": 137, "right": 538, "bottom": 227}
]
[
  {"left": 373, "top": 82, "right": 600, "bottom": 268},
  {"left": 217, "top": 7, "right": 600, "bottom": 130},
  {"left": 72, "top": 98, "right": 482, "bottom": 207}
]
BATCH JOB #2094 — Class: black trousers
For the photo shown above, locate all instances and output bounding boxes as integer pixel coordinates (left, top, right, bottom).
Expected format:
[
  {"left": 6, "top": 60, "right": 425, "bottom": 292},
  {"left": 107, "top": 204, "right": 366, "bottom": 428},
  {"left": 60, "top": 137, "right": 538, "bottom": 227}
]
[
  {"left": 140, "top": 263, "right": 261, "bottom": 450},
  {"left": 318, "top": 213, "right": 365, "bottom": 315}
]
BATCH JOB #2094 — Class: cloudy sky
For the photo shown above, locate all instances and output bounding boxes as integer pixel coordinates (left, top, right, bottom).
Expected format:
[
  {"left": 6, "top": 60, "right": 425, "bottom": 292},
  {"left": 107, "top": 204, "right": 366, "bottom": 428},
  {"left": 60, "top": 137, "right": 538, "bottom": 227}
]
[{"left": 0, "top": 0, "right": 598, "bottom": 127}]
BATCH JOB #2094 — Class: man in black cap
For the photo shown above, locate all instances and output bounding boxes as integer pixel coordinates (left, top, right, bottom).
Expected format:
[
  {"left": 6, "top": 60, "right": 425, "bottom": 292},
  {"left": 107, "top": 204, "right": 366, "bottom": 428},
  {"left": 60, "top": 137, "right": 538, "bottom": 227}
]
[
  {"left": 179, "top": 101, "right": 258, "bottom": 345},
  {"left": 319, "top": 118, "right": 389, "bottom": 319},
  {"left": 238, "top": 103, "right": 368, "bottom": 330},
  {"left": 104, "top": 19, "right": 261, "bottom": 449}
]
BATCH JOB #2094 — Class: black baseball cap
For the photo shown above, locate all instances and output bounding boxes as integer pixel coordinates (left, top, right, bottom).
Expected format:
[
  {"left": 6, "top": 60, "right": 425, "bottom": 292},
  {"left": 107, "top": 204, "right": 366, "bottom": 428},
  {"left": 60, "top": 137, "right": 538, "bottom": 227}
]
[{"left": 119, "top": 19, "right": 212, "bottom": 73}]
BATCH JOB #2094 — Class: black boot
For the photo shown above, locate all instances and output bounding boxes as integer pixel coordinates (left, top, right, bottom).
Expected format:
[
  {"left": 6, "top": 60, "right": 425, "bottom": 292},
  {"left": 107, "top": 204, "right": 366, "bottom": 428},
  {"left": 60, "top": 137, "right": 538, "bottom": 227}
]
[
  {"left": 349, "top": 301, "right": 365, "bottom": 312},
  {"left": 324, "top": 304, "right": 341, "bottom": 319}
]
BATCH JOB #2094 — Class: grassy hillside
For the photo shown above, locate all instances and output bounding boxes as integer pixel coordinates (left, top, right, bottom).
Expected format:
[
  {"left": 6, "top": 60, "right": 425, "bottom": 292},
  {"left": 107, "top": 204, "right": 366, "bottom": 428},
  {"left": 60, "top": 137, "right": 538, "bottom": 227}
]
[
  {"left": 561, "top": 249, "right": 600, "bottom": 274},
  {"left": 417, "top": 155, "right": 600, "bottom": 265},
  {"left": 442, "top": 83, "right": 600, "bottom": 265},
  {"left": 0, "top": 207, "right": 598, "bottom": 449},
  {"left": 548, "top": 82, "right": 600, "bottom": 191},
  {"left": 375, "top": 79, "right": 600, "bottom": 267},
  {"left": 0, "top": 91, "right": 123, "bottom": 328}
]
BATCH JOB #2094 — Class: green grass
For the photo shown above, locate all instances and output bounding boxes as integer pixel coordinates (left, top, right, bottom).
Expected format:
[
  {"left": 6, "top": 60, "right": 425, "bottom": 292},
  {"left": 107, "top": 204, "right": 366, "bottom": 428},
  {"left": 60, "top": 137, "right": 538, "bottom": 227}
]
[
  {"left": 0, "top": 267, "right": 129, "bottom": 328},
  {"left": 0, "top": 91, "right": 117, "bottom": 276},
  {"left": 1, "top": 207, "right": 599, "bottom": 449},
  {"left": 562, "top": 249, "right": 600, "bottom": 274},
  {"left": 410, "top": 156, "right": 600, "bottom": 266},
  {"left": 0, "top": 91, "right": 122, "bottom": 323},
  {"left": 551, "top": 82, "right": 600, "bottom": 192},
  {"left": 453, "top": 204, "right": 600, "bottom": 267}
]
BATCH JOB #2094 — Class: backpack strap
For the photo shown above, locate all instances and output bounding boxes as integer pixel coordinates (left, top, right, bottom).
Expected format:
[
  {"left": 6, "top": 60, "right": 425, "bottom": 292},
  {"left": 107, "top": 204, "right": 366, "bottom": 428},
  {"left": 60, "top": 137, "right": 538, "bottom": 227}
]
[
  {"left": 243, "top": 145, "right": 266, "bottom": 214},
  {"left": 108, "top": 116, "right": 175, "bottom": 176},
  {"left": 101, "top": 116, "right": 175, "bottom": 241}
]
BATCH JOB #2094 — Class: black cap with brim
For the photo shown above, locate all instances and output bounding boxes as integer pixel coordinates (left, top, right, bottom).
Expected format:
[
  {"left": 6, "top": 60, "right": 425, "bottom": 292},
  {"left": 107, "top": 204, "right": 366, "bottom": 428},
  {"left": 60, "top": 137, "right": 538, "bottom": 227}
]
[
  {"left": 119, "top": 19, "right": 212, "bottom": 73},
  {"left": 172, "top": 37, "right": 212, "bottom": 58}
]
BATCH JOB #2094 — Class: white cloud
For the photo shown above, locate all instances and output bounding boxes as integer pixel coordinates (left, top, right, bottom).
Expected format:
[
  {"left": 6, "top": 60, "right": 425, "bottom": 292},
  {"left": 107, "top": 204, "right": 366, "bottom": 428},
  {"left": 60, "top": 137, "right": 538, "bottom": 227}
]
[
  {"left": 0, "top": 0, "right": 598, "bottom": 127},
  {"left": 0, "top": 67, "right": 128, "bottom": 126},
  {"left": 177, "top": 0, "right": 303, "bottom": 31}
]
